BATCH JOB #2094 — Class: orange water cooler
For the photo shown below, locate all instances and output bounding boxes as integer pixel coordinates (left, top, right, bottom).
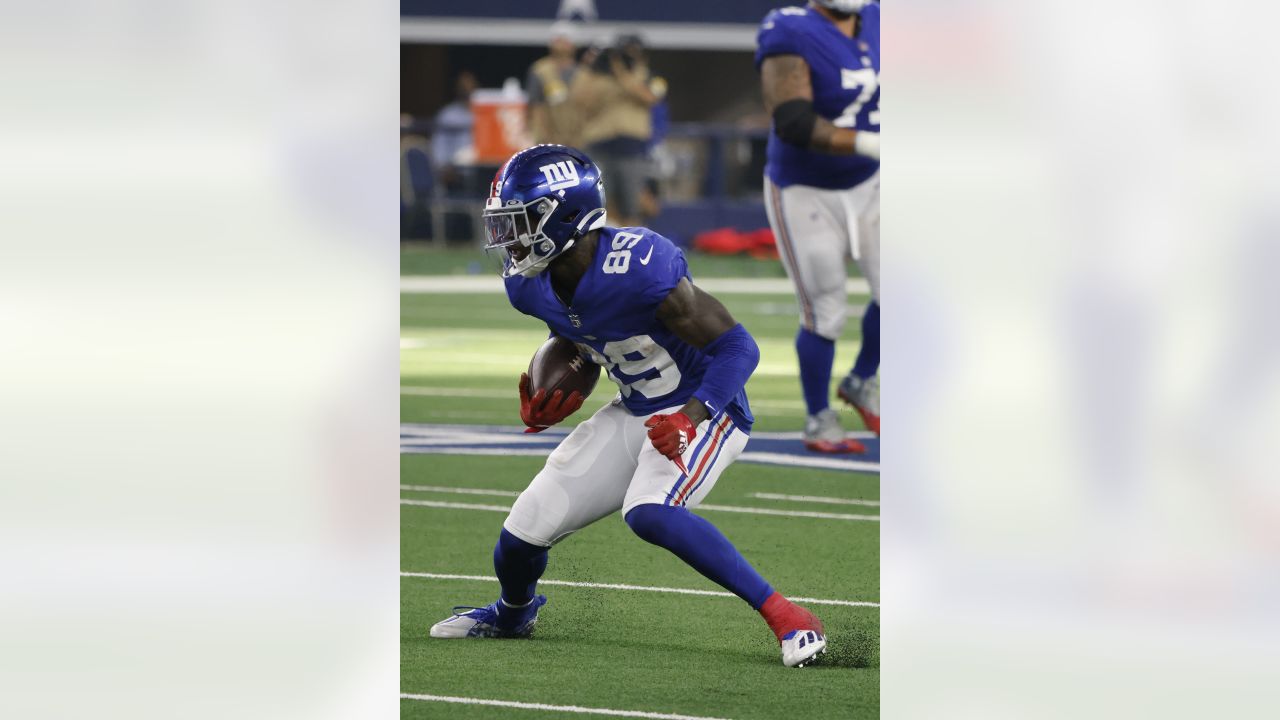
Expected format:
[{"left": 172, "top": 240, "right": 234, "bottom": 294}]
[{"left": 471, "top": 82, "right": 530, "bottom": 164}]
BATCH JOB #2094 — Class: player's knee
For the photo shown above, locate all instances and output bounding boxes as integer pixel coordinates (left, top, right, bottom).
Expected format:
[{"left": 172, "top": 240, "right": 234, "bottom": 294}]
[
  {"left": 496, "top": 527, "right": 546, "bottom": 560},
  {"left": 817, "top": 313, "right": 847, "bottom": 340},
  {"left": 624, "top": 503, "right": 672, "bottom": 546},
  {"left": 501, "top": 513, "right": 556, "bottom": 549}
]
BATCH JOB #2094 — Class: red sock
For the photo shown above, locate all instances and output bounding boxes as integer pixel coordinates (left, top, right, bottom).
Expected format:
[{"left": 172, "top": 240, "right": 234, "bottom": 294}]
[{"left": 758, "top": 591, "right": 824, "bottom": 643}]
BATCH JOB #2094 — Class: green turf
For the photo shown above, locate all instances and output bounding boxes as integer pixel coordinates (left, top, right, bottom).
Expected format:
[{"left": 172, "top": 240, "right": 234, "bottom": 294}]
[
  {"left": 401, "top": 455, "right": 879, "bottom": 720},
  {"left": 400, "top": 291, "right": 872, "bottom": 433},
  {"left": 401, "top": 262, "right": 879, "bottom": 719}
]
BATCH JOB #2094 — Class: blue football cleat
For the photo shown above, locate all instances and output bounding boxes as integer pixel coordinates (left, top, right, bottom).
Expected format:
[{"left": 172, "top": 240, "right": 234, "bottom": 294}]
[{"left": 429, "top": 595, "right": 548, "bottom": 639}]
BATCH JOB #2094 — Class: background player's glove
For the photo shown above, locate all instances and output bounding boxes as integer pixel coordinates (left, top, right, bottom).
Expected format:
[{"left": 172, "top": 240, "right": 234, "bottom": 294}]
[
  {"left": 519, "top": 372, "right": 584, "bottom": 433},
  {"left": 644, "top": 413, "right": 697, "bottom": 473}
]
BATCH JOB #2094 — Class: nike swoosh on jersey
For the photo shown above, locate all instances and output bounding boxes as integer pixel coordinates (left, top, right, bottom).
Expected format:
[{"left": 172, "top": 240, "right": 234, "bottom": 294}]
[{"left": 638, "top": 246, "right": 655, "bottom": 265}]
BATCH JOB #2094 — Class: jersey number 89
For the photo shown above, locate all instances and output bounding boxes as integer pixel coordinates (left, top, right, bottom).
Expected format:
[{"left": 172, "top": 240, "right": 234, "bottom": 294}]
[{"left": 602, "top": 231, "right": 644, "bottom": 274}]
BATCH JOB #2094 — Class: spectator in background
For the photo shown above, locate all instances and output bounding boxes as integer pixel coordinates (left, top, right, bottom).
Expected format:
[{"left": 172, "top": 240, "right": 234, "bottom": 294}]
[
  {"left": 431, "top": 71, "right": 478, "bottom": 187},
  {"left": 571, "top": 34, "right": 665, "bottom": 227},
  {"left": 526, "top": 22, "right": 582, "bottom": 147},
  {"left": 432, "top": 71, "right": 480, "bottom": 243}
]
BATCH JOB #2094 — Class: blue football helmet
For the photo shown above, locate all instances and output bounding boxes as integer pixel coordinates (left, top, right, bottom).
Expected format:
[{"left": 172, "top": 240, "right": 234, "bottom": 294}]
[{"left": 483, "top": 144, "right": 607, "bottom": 278}]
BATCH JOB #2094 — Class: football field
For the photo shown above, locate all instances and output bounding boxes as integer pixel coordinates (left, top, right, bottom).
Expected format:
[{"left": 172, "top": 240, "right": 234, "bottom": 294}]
[{"left": 401, "top": 248, "right": 880, "bottom": 719}]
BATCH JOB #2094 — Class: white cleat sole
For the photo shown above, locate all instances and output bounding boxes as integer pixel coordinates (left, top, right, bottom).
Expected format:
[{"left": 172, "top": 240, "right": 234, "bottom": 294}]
[
  {"left": 781, "top": 630, "right": 827, "bottom": 668},
  {"left": 792, "top": 643, "right": 827, "bottom": 668},
  {"left": 429, "top": 617, "right": 484, "bottom": 638}
]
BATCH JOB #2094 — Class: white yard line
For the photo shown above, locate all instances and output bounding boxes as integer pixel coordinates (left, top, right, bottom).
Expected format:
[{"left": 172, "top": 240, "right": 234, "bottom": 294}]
[
  {"left": 400, "top": 693, "right": 733, "bottom": 720},
  {"left": 750, "top": 492, "right": 880, "bottom": 507},
  {"left": 400, "top": 498, "right": 514, "bottom": 513},
  {"left": 400, "top": 571, "right": 879, "bottom": 608},
  {"left": 402, "top": 275, "right": 870, "bottom": 295},
  {"left": 400, "top": 484, "right": 519, "bottom": 497},
  {"left": 400, "top": 496, "right": 878, "bottom": 522}
]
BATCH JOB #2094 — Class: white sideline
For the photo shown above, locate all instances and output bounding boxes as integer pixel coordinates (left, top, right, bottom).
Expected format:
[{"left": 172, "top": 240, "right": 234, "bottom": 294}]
[
  {"left": 400, "top": 571, "right": 880, "bottom": 608},
  {"left": 400, "top": 693, "right": 733, "bottom": 720},
  {"left": 750, "top": 492, "right": 880, "bottom": 507},
  {"left": 400, "top": 496, "right": 879, "bottom": 522}
]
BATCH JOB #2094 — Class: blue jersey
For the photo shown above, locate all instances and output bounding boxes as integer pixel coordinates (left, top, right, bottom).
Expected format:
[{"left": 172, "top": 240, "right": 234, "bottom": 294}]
[
  {"left": 755, "top": 3, "right": 880, "bottom": 190},
  {"left": 504, "top": 227, "right": 754, "bottom": 432}
]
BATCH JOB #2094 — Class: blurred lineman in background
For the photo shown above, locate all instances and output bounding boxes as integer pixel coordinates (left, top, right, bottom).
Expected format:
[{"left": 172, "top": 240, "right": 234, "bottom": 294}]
[
  {"left": 572, "top": 34, "right": 666, "bottom": 227},
  {"left": 756, "top": 0, "right": 881, "bottom": 453},
  {"left": 525, "top": 22, "right": 583, "bottom": 147}
]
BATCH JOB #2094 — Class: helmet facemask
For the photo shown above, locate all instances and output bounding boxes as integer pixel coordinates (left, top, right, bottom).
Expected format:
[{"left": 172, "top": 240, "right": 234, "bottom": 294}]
[{"left": 483, "top": 195, "right": 575, "bottom": 278}]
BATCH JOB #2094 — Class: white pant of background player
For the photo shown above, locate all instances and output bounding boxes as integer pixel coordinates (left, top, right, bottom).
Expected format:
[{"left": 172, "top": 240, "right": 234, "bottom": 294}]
[
  {"left": 503, "top": 398, "right": 749, "bottom": 547},
  {"left": 763, "top": 171, "right": 880, "bottom": 339}
]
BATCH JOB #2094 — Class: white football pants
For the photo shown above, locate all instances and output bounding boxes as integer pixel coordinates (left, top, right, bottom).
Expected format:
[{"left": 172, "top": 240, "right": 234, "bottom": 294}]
[
  {"left": 764, "top": 172, "right": 880, "bottom": 340},
  {"left": 503, "top": 398, "right": 749, "bottom": 548}
]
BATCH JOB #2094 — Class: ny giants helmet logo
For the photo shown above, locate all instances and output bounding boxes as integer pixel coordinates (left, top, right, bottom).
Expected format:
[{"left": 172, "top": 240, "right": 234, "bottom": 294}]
[{"left": 538, "top": 161, "right": 580, "bottom": 191}]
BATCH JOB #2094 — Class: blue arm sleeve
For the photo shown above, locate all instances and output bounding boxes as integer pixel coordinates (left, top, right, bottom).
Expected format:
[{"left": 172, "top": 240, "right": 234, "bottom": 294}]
[{"left": 692, "top": 324, "right": 760, "bottom": 418}]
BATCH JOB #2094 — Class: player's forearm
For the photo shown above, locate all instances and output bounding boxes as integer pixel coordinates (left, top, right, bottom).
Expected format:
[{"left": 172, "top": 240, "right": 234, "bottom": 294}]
[
  {"left": 809, "top": 118, "right": 852, "bottom": 153},
  {"left": 690, "top": 324, "right": 760, "bottom": 422},
  {"left": 775, "top": 99, "right": 880, "bottom": 159},
  {"left": 811, "top": 120, "right": 879, "bottom": 158}
]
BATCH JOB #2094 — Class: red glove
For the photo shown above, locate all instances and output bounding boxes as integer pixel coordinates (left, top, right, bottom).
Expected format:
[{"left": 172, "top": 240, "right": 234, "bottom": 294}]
[
  {"left": 644, "top": 413, "right": 697, "bottom": 473},
  {"left": 519, "top": 372, "right": 584, "bottom": 433}
]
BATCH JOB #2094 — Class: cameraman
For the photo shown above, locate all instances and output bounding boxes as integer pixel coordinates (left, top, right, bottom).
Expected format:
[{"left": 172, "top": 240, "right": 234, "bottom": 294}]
[{"left": 570, "top": 34, "right": 664, "bottom": 227}]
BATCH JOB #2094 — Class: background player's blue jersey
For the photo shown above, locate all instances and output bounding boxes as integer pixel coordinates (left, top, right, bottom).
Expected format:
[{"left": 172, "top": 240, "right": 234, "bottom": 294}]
[
  {"left": 504, "top": 227, "right": 754, "bottom": 432},
  {"left": 755, "top": 3, "right": 880, "bottom": 190}
]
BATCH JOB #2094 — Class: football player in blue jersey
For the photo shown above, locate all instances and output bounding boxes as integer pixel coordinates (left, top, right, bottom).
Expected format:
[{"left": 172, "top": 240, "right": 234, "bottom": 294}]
[
  {"left": 757, "top": 1, "right": 881, "bottom": 451},
  {"left": 428, "top": 144, "right": 829, "bottom": 668}
]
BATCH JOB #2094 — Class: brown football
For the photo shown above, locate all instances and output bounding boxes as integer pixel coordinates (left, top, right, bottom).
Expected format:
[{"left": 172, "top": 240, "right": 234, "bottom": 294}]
[{"left": 528, "top": 335, "right": 601, "bottom": 400}]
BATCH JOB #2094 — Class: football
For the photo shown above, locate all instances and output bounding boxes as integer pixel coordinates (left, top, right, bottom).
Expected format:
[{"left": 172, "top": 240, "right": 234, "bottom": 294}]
[{"left": 528, "top": 335, "right": 601, "bottom": 400}]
